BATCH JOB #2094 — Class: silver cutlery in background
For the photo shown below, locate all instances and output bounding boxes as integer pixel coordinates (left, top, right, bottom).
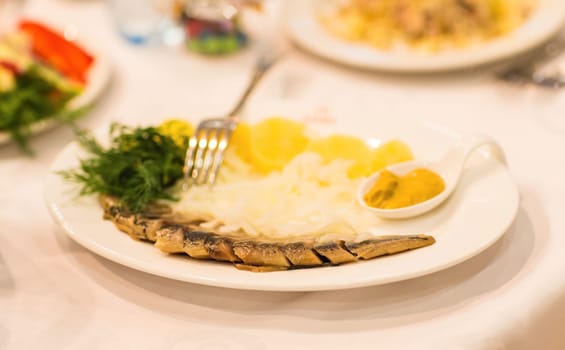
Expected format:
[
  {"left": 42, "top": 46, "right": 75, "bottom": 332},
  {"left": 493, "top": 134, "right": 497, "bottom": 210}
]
[{"left": 496, "top": 33, "right": 565, "bottom": 89}]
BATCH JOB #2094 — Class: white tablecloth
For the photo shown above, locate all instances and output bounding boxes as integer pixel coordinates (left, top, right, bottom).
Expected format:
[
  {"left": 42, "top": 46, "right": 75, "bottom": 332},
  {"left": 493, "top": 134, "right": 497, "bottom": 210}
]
[{"left": 2, "top": 1, "right": 565, "bottom": 349}]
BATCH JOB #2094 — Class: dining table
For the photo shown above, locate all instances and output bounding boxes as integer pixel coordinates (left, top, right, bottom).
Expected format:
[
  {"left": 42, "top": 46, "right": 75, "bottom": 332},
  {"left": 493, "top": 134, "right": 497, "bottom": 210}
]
[{"left": 2, "top": 1, "right": 565, "bottom": 349}]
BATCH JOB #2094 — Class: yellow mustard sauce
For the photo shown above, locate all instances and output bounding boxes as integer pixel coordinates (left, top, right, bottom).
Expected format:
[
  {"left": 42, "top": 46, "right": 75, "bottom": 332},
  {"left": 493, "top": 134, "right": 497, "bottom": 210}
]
[{"left": 363, "top": 168, "right": 445, "bottom": 209}]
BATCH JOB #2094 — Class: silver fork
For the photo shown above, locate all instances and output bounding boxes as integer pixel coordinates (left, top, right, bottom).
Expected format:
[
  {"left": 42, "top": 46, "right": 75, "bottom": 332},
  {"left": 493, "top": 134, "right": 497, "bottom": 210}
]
[{"left": 182, "top": 52, "right": 282, "bottom": 190}]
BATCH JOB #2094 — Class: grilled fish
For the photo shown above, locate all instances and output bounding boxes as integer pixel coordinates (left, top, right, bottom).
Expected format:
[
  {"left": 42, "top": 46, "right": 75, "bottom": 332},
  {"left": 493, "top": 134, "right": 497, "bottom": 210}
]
[{"left": 99, "top": 195, "right": 436, "bottom": 272}]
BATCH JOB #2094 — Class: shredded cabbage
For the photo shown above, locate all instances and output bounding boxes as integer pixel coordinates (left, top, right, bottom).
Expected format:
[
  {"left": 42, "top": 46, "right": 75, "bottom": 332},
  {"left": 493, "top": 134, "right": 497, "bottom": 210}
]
[{"left": 172, "top": 152, "right": 379, "bottom": 238}]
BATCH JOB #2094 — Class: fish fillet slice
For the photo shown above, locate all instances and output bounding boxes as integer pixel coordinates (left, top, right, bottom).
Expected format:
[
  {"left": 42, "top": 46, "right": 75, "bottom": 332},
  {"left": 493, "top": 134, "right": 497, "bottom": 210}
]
[
  {"left": 281, "top": 242, "right": 324, "bottom": 266},
  {"left": 98, "top": 195, "right": 436, "bottom": 272}
]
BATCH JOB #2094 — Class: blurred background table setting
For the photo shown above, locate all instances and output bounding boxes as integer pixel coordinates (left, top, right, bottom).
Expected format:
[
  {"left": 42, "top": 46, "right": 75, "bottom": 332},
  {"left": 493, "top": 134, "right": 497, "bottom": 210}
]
[{"left": 1, "top": 0, "right": 565, "bottom": 349}]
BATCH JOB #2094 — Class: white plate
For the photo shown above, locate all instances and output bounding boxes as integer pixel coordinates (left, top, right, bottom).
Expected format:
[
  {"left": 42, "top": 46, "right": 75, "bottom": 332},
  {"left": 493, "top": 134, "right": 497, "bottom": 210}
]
[
  {"left": 44, "top": 101, "right": 519, "bottom": 292},
  {"left": 0, "top": 27, "right": 111, "bottom": 145},
  {"left": 287, "top": 0, "right": 565, "bottom": 72}
]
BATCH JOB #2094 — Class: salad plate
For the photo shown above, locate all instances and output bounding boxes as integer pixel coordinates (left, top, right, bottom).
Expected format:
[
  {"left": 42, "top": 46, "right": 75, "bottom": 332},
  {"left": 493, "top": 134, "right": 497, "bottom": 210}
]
[
  {"left": 287, "top": 0, "right": 565, "bottom": 72},
  {"left": 44, "top": 100, "right": 519, "bottom": 291},
  {"left": 0, "top": 20, "right": 111, "bottom": 147}
]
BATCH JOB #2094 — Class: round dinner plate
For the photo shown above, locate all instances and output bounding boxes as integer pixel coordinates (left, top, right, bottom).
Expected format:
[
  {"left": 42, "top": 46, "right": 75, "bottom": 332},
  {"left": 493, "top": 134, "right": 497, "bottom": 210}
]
[
  {"left": 44, "top": 101, "right": 519, "bottom": 292},
  {"left": 0, "top": 25, "right": 111, "bottom": 145},
  {"left": 287, "top": 0, "right": 565, "bottom": 72}
]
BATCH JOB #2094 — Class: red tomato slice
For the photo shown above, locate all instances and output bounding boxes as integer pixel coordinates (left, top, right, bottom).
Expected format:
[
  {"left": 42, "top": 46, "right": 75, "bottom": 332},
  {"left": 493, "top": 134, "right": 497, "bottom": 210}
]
[{"left": 18, "top": 19, "right": 95, "bottom": 84}]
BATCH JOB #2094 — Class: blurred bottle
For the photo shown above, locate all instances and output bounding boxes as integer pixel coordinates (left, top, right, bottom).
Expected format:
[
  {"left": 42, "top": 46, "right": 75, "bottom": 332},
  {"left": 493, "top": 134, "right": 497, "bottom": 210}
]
[
  {"left": 108, "top": 0, "right": 184, "bottom": 46},
  {"left": 179, "top": 0, "right": 256, "bottom": 55}
]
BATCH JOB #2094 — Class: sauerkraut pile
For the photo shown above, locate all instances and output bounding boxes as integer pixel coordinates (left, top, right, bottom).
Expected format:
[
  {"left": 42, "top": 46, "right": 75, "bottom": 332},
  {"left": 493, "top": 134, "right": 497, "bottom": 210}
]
[{"left": 173, "top": 117, "right": 414, "bottom": 238}]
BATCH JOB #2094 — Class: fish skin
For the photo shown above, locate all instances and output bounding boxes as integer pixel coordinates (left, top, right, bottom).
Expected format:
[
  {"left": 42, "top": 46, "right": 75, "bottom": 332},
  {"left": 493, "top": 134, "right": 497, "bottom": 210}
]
[
  {"left": 113, "top": 214, "right": 137, "bottom": 238},
  {"left": 183, "top": 230, "right": 213, "bottom": 259},
  {"left": 345, "top": 235, "right": 436, "bottom": 260},
  {"left": 155, "top": 226, "right": 184, "bottom": 253},
  {"left": 313, "top": 241, "right": 357, "bottom": 264},
  {"left": 134, "top": 217, "right": 163, "bottom": 241},
  {"left": 204, "top": 236, "right": 240, "bottom": 262},
  {"left": 98, "top": 195, "right": 436, "bottom": 272},
  {"left": 232, "top": 241, "right": 291, "bottom": 267},
  {"left": 281, "top": 242, "right": 324, "bottom": 266}
]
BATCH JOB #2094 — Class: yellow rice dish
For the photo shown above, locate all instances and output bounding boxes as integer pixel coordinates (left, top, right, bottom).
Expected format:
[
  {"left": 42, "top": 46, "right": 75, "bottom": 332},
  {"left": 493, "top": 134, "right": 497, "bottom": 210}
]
[{"left": 320, "top": 0, "right": 536, "bottom": 51}]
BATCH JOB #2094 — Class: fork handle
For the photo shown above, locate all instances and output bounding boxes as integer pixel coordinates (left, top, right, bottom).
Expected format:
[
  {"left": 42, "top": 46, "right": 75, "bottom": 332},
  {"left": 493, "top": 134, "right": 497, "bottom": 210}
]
[{"left": 227, "top": 55, "right": 279, "bottom": 118}]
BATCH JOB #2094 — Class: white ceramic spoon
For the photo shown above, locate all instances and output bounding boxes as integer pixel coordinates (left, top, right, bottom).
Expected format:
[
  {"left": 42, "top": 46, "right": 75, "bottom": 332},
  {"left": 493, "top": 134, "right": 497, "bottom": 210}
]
[{"left": 357, "top": 134, "right": 506, "bottom": 219}]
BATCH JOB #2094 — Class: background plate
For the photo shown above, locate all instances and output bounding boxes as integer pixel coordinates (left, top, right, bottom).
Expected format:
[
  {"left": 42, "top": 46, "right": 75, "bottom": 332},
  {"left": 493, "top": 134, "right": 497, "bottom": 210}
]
[
  {"left": 287, "top": 0, "right": 565, "bottom": 72},
  {"left": 44, "top": 100, "right": 519, "bottom": 292},
  {"left": 0, "top": 23, "right": 111, "bottom": 145}
]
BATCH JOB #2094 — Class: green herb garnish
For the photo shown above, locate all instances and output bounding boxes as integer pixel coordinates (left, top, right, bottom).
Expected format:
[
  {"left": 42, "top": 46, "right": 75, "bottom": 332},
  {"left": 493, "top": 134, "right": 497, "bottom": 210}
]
[
  {"left": 0, "top": 66, "right": 82, "bottom": 154},
  {"left": 59, "top": 123, "right": 188, "bottom": 213}
]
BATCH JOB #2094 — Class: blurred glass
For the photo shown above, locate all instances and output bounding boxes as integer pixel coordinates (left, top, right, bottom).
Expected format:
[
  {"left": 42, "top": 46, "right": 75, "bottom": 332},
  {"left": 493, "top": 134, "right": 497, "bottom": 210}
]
[{"left": 108, "top": 0, "right": 184, "bottom": 46}]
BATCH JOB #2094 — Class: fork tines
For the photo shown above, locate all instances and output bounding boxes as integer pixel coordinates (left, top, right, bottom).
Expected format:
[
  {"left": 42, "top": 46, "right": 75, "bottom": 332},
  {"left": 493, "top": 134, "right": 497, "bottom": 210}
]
[{"left": 183, "top": 118, "right": 237, "bottom": 190}]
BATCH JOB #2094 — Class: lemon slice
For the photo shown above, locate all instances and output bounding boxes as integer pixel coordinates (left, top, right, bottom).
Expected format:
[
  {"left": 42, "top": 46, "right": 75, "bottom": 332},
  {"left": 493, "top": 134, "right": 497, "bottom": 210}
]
[
  {"left": 158, "top": 119, "right": 194, "bottom": 147},
  {"left": 372, "top": 140, "right": 414, "bottom": 172},
  {"left": 230, "top": 122, "right": 252, "bottom": 162},
  {"left": 248, "top": 117, "right": 309, "bottom": 173},
  {"left": 306, "top": 134, "right": 372, "bottom": 178}
]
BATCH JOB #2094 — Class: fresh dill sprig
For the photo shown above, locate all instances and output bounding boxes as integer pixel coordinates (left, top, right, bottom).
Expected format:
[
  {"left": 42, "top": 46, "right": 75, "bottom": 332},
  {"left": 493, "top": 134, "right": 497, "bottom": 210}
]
[{"left": 59, "top": 123, "right": 189, "bottom": 213}]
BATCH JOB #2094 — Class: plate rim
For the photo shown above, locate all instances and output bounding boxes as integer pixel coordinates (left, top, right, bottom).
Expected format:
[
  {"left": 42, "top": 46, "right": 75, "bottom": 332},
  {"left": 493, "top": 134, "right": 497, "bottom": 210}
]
[{"left": 286, "top": 0, "right": 565, "bottom": 72}]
